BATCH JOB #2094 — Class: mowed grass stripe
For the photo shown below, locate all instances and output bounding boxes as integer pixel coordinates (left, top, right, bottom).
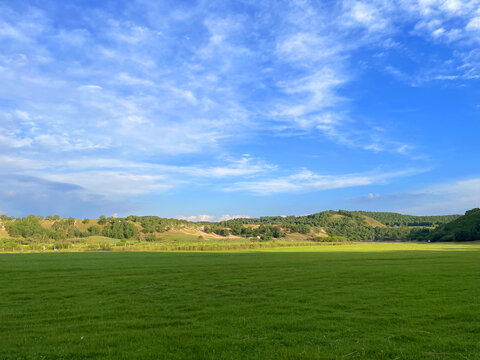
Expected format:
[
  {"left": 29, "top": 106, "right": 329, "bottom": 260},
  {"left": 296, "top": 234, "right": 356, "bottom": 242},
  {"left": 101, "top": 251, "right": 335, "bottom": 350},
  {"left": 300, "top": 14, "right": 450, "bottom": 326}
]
[{"left": 0, "top": 243, "right": 479, "bottom": 359}]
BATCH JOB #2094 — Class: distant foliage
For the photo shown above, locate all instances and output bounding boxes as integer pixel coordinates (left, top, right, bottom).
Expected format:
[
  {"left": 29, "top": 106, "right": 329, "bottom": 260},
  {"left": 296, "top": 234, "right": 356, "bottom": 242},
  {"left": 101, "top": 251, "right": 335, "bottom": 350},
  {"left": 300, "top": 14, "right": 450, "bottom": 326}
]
[
  {"left": 216, "top": 210, "right": 376, "bottom": 241},
  {"left": 352, "top": 211, "right": 460, "bottom": 227},
  {"left": 213, "top": 210, "right": 444, "bottom": 242},
  {"left": 6, "top": 215, "right": 47, "bottom": 238},
  {"left": 88, "top": 225, "right": 101, "bottom": 235},
  {"left": 126, "top": 216, "right": 190, "bottom": 233},
  {"left": 101, "top": 219, "right": 138, "bottom": 239},
  {"left": 6, "top": 215, "right": 87, "bottom": 240},
  {"left": 2, "top": 209, "right": 476, "bottom": 244}
]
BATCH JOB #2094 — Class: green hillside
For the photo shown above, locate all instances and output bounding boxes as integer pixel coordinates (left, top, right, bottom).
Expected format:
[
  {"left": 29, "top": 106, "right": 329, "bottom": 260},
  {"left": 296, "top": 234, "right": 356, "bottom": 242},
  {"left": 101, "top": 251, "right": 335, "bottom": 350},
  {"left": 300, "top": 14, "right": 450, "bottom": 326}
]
[
  {"left": 215, "top": 210, "right": 431, "bottom": 241},
  {"left": 351, "top": 211, "right": 461, "bottom": 227},
  {"left": 425, "top": 208, "right": 480, "bottom": 242}
]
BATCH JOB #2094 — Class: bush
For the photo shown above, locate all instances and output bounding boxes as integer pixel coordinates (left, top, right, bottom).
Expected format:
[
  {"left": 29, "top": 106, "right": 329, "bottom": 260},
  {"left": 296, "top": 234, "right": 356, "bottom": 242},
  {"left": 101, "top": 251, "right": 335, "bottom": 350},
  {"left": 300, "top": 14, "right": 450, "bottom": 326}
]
[
  {"left": 100, "top": 243, "right": 112, "bottom": 251},
  {"left": 88, "top": 225, "right": 101, "bottom": 235},
  {"left": 145, "top": 234, "right": 157, "bottom": 242}
]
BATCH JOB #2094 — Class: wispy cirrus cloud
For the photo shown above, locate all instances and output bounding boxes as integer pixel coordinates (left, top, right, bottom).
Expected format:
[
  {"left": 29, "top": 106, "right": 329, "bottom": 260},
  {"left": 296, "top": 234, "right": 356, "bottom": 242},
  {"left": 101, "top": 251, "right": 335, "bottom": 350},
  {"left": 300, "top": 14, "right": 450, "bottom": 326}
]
[
  {"left": 0, "top": 154, "right": 275, "bottom": 198},
  {"left": 0, "top": 0, "right": 424, "bottom": 159},
  {"left": 228, "top": 168, "right": 426, "bottom": 195}
]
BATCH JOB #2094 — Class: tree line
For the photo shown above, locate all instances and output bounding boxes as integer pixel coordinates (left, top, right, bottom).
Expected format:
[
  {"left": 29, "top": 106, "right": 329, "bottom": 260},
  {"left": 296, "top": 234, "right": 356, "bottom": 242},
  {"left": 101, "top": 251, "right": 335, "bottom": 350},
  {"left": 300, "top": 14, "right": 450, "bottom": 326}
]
[
  {"left": 351, "top": 211, "right": 461, "bottom": 227},
  {"left": 4, "top": 215, "right": 138, "bottom": 241}
]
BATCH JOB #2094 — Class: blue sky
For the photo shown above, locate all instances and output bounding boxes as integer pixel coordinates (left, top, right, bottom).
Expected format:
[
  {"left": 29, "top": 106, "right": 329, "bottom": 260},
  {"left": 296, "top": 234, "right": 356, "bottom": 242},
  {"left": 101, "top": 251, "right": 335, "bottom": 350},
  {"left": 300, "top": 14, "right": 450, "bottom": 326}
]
[{"left": 1, "top": 0, "right": 479, "bottom": 220}]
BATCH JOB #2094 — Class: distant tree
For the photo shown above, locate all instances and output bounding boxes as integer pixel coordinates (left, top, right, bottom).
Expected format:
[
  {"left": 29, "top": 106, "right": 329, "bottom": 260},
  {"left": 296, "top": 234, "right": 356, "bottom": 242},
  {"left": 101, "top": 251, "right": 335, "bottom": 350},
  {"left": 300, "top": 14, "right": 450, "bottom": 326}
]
[
  {"left": 102, "top": 220, "right": 138, "bottom": 239},
  {"left": 82, "top": 218, "right": 89, "bottom": 224},
  {"left": 98, "top": 215, "right": 107, "bottom": 225},
  {"left": 88, "top": 225, "right": 101, "bottom": 235},
  {"left": 6, "top": 216, "right": 47, "bottom": 238}
]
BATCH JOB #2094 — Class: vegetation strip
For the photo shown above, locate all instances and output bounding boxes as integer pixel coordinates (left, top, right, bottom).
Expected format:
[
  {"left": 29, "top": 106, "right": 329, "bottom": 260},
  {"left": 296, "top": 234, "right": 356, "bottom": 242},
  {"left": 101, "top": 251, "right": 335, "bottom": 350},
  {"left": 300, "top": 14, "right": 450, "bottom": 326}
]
[{"left": 1, "top": 209, "right": 479, "bottom": 253}]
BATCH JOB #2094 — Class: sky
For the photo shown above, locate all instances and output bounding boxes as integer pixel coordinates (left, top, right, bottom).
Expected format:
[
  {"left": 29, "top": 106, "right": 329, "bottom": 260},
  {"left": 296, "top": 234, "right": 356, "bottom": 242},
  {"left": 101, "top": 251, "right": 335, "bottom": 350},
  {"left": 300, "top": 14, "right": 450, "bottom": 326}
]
[{"left": 0, "top": 0, "right": 479, "bottom": 220}]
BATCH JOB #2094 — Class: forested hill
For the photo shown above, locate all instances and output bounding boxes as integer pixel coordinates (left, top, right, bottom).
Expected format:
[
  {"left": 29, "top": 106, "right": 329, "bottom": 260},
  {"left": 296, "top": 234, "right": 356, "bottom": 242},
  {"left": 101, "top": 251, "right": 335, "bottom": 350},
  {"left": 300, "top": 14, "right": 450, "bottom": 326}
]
[
  {"left": 216, "top": 210, "right": 460, "bottom": 228},
  {"left": 350, "top": 211, "right": 461, "bottom": 226},
  {"left": 214, "top": 210, "right": 461, "bottom": 242},
  {"left": 424, "top": 208, "right": 480, "bottom": 242}
]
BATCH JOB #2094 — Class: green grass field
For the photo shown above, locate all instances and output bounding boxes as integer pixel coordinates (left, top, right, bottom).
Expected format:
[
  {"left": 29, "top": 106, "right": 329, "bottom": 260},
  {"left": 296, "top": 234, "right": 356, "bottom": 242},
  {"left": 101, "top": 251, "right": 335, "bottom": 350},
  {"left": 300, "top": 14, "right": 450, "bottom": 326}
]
[{"left": 1, "top": 243, "right": 479, "bottom": 359}]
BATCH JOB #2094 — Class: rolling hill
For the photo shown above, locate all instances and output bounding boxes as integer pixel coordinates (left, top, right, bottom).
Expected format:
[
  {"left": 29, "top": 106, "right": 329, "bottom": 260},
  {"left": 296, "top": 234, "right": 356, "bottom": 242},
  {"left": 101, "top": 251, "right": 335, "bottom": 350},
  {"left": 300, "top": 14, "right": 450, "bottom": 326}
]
[
  {"left": 425, "top": 208, "right": 480, "bottom": 242},
  {"left": 0, "top": 209, "right": 467, "bottom": 252},
  {"left": 351, "top": 211, "right": 461, "bottom": 227}
]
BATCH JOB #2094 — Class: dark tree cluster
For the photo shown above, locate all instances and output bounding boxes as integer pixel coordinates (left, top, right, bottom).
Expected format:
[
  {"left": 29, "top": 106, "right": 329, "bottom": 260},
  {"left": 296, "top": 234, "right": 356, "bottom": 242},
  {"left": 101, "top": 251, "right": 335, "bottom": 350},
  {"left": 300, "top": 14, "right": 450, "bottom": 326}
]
[{"left": 101, "top": 219, "right": 138, "bottom": 240}]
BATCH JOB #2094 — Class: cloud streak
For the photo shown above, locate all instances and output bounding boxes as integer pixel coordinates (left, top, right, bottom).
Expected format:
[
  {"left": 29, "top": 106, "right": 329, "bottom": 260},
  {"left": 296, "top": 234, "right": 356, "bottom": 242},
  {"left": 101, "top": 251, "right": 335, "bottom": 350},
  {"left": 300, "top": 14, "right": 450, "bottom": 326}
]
[
  {"left": 346, "top": 177, "right": 480, "bottom": 215},
  {"left": 228, "top": 168, "right": 426, "bottom": 195}
]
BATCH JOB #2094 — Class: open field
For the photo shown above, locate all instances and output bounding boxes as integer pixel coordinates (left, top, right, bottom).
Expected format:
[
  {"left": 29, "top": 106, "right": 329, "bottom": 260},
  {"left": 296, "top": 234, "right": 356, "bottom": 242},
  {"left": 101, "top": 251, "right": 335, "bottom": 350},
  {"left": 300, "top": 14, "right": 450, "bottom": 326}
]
[{"left": 1, "top": 243, "right": 480, "bottom": 359}]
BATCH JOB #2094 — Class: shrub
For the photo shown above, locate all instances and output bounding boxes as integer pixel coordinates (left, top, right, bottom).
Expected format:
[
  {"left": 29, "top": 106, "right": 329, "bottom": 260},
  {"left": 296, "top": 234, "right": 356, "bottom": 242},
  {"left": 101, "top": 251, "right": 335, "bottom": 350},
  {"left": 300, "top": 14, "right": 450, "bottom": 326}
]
[
  {"left": 88, "top": 225, "right": 101, "bottom": 235},
  {"left": 145, "top": 234, "right": 157, "bottom": 242}
]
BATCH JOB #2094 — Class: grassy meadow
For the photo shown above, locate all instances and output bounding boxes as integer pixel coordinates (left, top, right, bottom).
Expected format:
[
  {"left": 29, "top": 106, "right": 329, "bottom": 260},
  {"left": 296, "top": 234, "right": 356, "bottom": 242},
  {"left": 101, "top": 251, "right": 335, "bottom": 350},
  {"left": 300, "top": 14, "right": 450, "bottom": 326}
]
[{"left": 1, "top": 243, "right": 479, "bottom": 359}]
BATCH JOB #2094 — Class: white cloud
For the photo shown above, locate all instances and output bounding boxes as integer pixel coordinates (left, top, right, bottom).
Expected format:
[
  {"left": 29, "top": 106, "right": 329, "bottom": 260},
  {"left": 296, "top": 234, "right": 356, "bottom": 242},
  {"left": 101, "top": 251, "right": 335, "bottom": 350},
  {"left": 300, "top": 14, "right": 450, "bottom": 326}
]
[
  {"left": 34, "top": 134, "right": 111, "bottom": 151},
  {"left": 58, "top": 155, "right": 273, "bottom": 179},
  {"left": 229, "top": 168, "right": 425, "bottom": 195},
  {"left": 178, "top": 214, "right": 215, "bottom": 222},
  {"left": 0, "top": 155, "right": 275, "bottom": 199},
  {"left": 343, "top": 1, "right": 390, "bottom": 32},
  {"left": 0, "top": 0, "right": 431, "bottom": 160},
  {"left": 43, "top": 171, "right": 172, "bottom": 196},
  {"left": 347, "top": 177, "right": 480, "bottom": 215},
  {"left": 0, "top": 155, "right": 43, "bottom": 170},
  {"left": 177, "top": 214, "right": 250, "bottom": 222},
  {"left": 11, "top": 110, "right": 31, "bottom": 121},
  {"left": 400, "top": 177, "right": 480, "bottom": 215},
  {"left": 0, "top": 134, "right": 32, "bottom": 149},
  {"left": 276, "top": 32, "right": 342, "bottom": 63},
  {"left": 466, "top": 16, "right": 480, "bottom": 31}
]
